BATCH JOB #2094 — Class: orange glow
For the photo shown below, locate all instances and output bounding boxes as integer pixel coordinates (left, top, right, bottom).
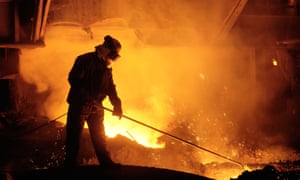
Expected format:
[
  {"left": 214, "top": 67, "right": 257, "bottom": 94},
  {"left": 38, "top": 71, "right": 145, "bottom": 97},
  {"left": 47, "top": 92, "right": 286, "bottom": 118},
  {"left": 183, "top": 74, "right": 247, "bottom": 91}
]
[
  {"left": 18, "top": 19, "right": 300, "bottom": 180},
  {"left": 272, "top": 58, "right": 278, "bottom": 66},
  {"left": 83, "top": 101, "right": 165, "bottom": 148}
]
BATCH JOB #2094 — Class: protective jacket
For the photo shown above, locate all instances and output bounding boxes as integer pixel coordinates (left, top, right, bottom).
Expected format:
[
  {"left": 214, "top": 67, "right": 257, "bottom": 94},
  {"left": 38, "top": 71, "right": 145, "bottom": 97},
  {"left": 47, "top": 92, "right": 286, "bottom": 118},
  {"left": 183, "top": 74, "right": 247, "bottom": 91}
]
[{"left": 66, "top": 51, "right": 122, "bottom": 112}]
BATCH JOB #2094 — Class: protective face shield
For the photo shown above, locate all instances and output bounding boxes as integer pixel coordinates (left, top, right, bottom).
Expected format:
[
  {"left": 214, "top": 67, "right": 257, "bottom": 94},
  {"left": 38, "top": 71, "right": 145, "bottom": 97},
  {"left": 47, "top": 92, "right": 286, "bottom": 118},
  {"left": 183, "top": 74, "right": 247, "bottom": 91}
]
[{"left": 107, "top": 49, "right": 120, "bottom": 60}]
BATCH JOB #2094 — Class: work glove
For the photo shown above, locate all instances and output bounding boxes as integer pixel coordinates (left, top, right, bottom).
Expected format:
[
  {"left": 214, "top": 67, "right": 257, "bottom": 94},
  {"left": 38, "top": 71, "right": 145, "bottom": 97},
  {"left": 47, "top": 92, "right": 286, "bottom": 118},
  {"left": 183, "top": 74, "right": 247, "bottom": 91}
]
[{"left": 112, "top": 106, "right": 122, "bottom": 120}]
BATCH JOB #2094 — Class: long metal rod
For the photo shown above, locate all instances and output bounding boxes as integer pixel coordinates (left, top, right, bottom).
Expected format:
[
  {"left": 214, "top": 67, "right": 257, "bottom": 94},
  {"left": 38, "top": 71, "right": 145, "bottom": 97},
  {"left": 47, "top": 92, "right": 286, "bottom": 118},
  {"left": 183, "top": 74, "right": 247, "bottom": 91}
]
[
  {"left": 102, "top": 106, "right": 244, "bottom": 168},
  {"left": 15, "top": 113, "right": 67, "bottom": 137}
]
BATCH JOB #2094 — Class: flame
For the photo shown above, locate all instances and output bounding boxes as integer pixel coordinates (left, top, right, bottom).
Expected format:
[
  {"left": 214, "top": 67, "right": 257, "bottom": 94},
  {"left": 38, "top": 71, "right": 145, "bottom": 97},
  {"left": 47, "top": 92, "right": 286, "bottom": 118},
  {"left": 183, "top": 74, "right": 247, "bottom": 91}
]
[{"left": 83, "top": 101, "right": 165, "bottom": 148}]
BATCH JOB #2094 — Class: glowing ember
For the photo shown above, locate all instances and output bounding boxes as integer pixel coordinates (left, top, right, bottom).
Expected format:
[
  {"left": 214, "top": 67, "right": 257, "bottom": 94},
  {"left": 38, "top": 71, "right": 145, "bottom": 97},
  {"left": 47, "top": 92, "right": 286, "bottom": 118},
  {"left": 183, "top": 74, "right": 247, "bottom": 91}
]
[{"left": 272, "top": 58, "right": 278, "bottom": 66}]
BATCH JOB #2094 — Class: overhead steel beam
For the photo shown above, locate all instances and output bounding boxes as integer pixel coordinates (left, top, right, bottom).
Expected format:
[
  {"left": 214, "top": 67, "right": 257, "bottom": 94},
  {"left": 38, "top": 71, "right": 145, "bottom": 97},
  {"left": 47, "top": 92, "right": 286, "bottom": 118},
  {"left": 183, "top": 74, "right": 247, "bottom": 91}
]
[
  {"left": 0, "top": 0, "right": 51, "bottom": 48},
  {"left": 213, "top": 0, "right": 248, "bottom": 44}
]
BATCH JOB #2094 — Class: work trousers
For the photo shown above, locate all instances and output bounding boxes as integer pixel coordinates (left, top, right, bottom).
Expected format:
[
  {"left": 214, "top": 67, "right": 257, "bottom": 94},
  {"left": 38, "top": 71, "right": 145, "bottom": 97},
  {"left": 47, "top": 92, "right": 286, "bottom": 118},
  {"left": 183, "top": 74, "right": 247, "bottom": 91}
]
[{"left": 64, "top": 103, "right": 113, "bottom": 167}]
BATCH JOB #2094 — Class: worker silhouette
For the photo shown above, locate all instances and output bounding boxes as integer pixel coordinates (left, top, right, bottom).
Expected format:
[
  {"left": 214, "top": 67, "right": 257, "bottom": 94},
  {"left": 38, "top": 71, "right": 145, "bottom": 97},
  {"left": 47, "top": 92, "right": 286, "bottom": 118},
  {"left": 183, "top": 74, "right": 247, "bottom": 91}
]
[{"left": 64, "top": 35, "right": 123, "bottom": 168}]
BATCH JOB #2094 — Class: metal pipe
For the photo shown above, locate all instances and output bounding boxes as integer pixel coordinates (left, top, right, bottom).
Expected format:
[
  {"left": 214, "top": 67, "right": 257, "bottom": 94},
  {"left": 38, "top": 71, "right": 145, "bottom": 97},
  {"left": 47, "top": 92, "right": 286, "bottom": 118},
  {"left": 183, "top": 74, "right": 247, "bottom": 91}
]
[
  {"left": 34, "top": 0, "right": 43, "bottom": 42},
  {"left": 40, "top": 0, "right": 51, "bottom": 39}
]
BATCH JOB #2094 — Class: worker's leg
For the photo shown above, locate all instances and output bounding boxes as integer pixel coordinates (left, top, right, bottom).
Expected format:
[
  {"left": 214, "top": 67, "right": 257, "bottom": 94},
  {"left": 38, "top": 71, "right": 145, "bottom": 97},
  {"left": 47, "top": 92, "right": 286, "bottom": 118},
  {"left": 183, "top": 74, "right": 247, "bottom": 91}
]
[
  {"left": 64, "top": 104, "right": 85, "bottom": 167},
  {"left": 87, "top": 108, "right": 114, "bottom": 165}
]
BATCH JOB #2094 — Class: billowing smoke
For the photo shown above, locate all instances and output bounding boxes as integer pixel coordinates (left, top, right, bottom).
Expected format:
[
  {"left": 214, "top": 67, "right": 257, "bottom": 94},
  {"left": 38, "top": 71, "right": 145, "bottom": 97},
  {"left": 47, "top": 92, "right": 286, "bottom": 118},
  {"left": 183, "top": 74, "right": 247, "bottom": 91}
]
[{"left": 19, "top": 0, "right": 299, "bottom": 171}]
